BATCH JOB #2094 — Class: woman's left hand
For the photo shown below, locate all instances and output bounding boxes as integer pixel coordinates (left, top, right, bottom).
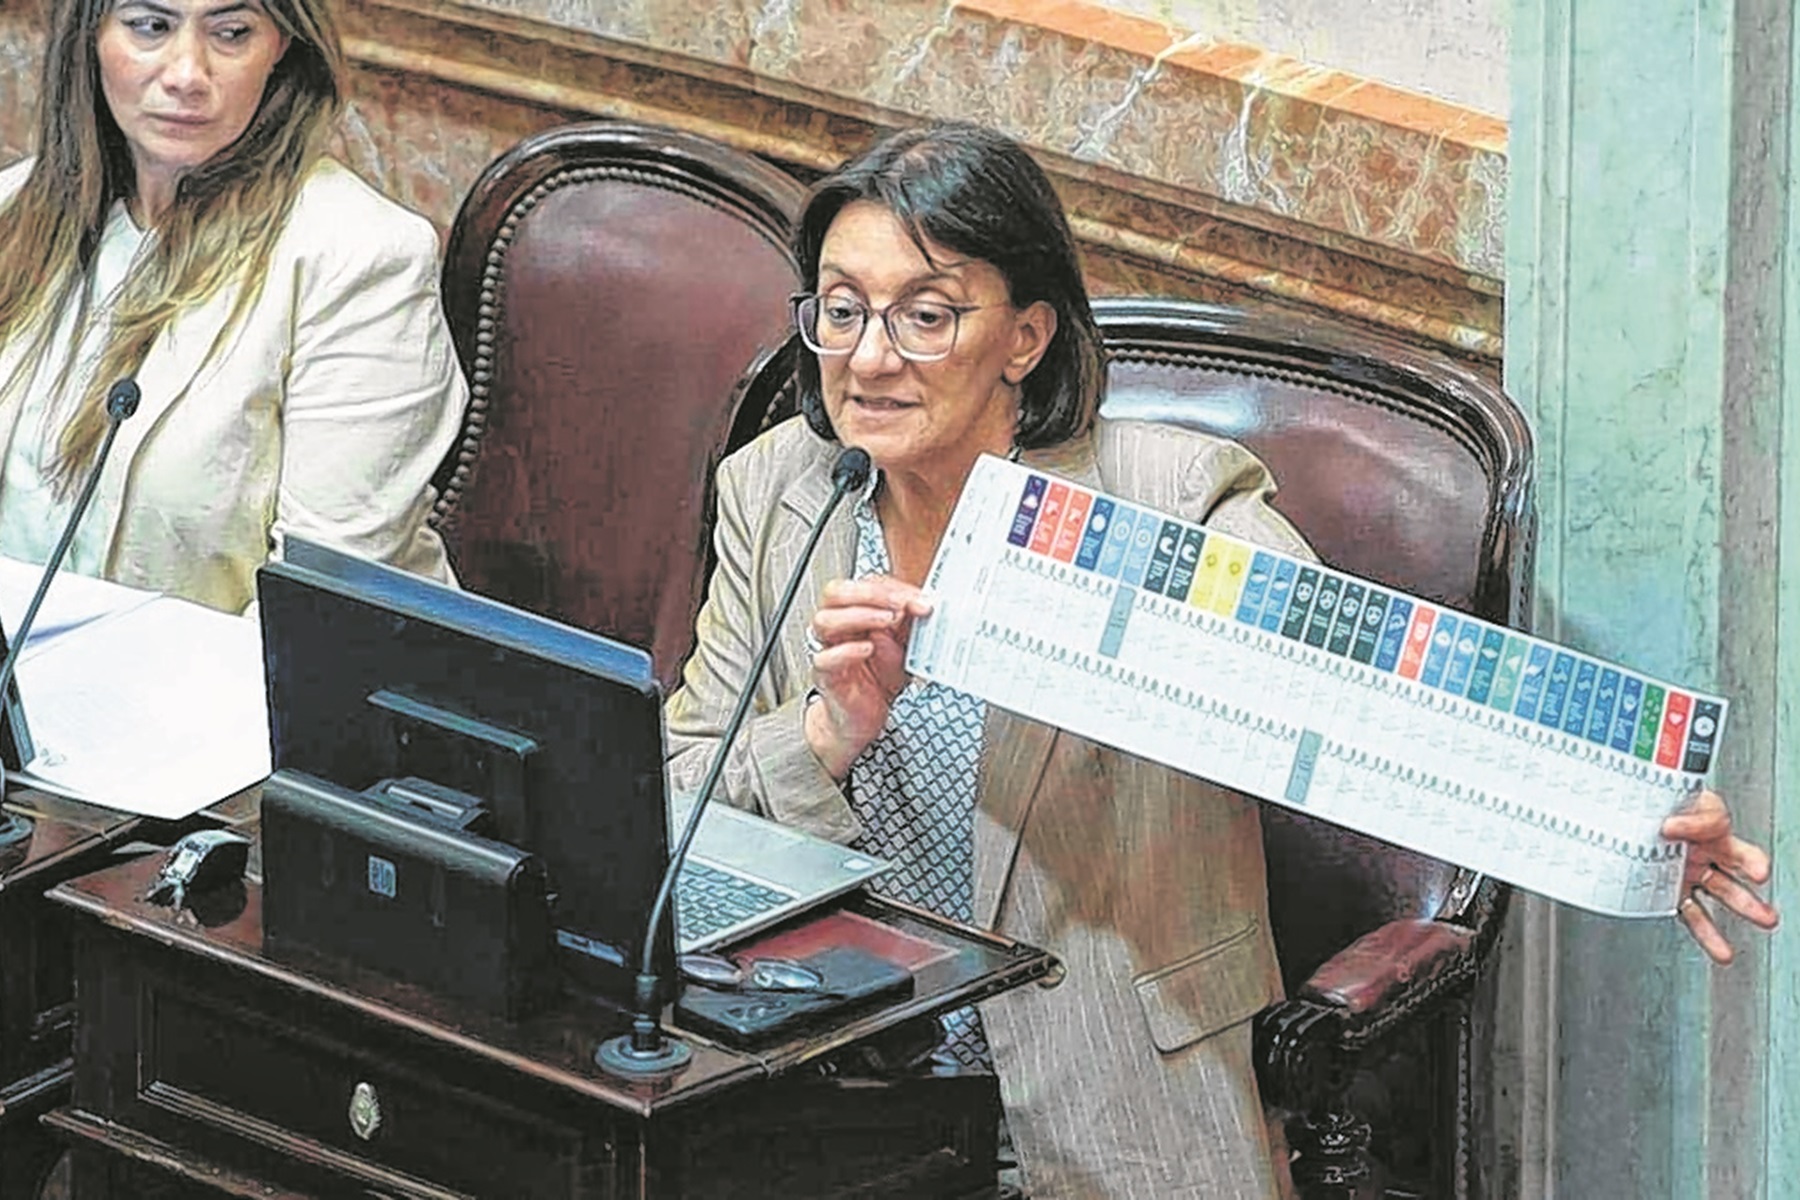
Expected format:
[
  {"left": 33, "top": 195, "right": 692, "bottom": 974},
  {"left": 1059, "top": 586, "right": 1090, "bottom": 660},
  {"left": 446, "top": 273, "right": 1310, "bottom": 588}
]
[{"left": 1663, "top": 789, "right": 1779, "bottom": 963}]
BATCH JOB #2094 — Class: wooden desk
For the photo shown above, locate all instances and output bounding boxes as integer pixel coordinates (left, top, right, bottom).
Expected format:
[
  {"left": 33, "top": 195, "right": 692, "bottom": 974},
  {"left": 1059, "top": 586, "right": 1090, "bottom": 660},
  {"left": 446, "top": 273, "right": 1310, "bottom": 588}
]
[
  {"left": 0, "top": 793, "right": 144, "bottom": 1199},
  {"left": 46, "top": 852, "right": 1051, "bottom": 1198},
  {"left": 0, "top": 790, "right": 255, "bottom": 1199}
]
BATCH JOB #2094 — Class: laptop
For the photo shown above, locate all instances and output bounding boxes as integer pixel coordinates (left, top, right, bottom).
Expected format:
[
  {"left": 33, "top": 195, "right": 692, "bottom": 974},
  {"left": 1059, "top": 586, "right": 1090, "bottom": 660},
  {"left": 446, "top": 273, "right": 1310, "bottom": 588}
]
[{"left": 674, "top": 795, "right": 891, "bottom": 953}]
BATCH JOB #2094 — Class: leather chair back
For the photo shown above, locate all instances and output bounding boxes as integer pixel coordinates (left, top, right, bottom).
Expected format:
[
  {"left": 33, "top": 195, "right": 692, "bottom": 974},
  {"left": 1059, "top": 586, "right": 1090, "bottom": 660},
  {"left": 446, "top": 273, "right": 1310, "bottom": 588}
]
[
  {"left": 437, "top": 123, "right": 808, "bottom": 690},
  {"left": 1093, "top": 297, "right": 1534, "bottom": 986}
]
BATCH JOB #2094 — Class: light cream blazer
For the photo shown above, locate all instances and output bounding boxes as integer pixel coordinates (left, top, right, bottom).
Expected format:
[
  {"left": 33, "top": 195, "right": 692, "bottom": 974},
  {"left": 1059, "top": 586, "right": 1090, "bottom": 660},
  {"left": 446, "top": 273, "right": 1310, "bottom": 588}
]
[
  {"left": 0, "top": 157, "right": 467, "bottom": 612},
  {"left": 666, "top": 415, "right": 1312, "bottom": 1199}
]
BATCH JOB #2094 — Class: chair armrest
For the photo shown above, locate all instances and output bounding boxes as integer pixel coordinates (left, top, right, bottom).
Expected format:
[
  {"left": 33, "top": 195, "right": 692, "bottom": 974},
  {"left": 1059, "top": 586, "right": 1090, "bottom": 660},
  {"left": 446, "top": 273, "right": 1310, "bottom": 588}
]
[
  {"left": 1298, "top": 918, "right": 1478, "bottom": 1044},
  {"left": 1254, "top": 919, "right": 1479, "bottom": 1111},
  {"left": 1254, "top": 994, "right": 1350, "bottom": 1111}
]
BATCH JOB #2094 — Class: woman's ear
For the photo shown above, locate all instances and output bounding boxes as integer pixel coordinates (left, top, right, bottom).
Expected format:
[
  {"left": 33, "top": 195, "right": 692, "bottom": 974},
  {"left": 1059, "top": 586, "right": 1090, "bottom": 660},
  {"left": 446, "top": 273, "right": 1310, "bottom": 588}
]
[{"left": 1003, "top": 301, "right": 1058, "bottom": 386}]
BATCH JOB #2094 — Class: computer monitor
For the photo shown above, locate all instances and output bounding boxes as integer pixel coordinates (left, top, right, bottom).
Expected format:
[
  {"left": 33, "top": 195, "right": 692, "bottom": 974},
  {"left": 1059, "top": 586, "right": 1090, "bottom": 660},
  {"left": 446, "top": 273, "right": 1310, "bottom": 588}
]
[{"left": 257, "top": 539, "right": 673, "bottom": 998}]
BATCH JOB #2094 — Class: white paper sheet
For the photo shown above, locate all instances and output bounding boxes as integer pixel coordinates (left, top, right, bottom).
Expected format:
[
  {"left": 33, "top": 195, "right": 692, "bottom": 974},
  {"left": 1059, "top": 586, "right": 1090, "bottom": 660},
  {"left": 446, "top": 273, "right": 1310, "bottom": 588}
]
[
  {"left": 906, "top": 456, "right": 1723, "bottom": 918},
  {"left": 3, "top": 560, "right": 270, "bottom": 819},
  {"left": 0, "top": 556, "right": 160, "bottom": 656}
]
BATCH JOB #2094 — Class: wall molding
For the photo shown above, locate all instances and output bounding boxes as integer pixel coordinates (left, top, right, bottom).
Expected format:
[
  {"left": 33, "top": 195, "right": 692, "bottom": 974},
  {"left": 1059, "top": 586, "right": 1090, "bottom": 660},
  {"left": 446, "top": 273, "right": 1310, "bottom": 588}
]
[{"left": 341, "top": 0, "right": 1502, "bottom": 367}]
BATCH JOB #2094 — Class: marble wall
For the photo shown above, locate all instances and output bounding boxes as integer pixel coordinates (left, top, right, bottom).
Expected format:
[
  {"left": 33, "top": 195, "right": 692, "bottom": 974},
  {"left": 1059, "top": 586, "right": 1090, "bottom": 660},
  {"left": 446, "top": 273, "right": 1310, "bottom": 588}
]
[
  {"left": 1109, "top": 0, "right": 1509, "bottom": 115},
  {"left": 380, "top": 0, "right": 1506, "bottom": 367},
  {"left": 0, "top": 0, "right": 1506, "bottom": 369},
  {"left": 0, "top": 0, "right": 44, "bottom": 166}
]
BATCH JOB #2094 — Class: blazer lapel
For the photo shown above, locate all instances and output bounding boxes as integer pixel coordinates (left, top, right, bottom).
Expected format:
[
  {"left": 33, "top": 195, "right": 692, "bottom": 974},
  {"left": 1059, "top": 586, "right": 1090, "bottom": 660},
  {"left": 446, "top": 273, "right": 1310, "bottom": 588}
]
[
  {"left": 972, "top": 434, "right": 1104, "bottom": 927},
  {"left": 777, "top": 445, "right": 859, "bottom": 680},
  {"left": 0, "top": 287, "right": 226, "bottom": 570},
  {"left": 974, "top": 707, "right": 1057, "bottom": 926},
  {"left": 91, "top": 288, "right": 242, "bottom": 568}
]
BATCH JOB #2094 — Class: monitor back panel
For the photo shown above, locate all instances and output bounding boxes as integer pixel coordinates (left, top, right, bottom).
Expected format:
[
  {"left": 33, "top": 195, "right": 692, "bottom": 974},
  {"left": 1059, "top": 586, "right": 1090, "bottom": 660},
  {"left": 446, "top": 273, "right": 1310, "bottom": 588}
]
[{"left": 259, "top": 552, "right": 673, "bottom": 998}]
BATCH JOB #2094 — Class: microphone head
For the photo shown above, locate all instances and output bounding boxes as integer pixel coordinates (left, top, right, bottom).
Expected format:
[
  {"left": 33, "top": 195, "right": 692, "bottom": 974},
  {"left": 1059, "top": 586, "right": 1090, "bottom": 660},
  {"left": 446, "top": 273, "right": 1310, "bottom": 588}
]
[
  {"left": 831, "top": 447, "right": 873, "bottom": 492},
  {"left": 105, "top": 379, "right": 141, "bottom": 421}
]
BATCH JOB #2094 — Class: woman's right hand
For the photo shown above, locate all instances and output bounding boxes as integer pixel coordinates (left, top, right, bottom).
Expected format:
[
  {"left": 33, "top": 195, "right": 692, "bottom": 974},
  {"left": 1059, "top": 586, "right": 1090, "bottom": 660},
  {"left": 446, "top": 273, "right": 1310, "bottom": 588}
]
[{"left": 802, "top": 575, "right": 934, "bottom": 780}]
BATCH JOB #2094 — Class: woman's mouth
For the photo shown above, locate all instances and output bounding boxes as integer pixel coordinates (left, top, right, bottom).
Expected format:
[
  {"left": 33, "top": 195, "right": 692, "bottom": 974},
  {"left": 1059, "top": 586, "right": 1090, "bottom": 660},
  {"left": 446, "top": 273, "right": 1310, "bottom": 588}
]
[{"left": 850, "top": 396, "right": 915, "bottom": 412}]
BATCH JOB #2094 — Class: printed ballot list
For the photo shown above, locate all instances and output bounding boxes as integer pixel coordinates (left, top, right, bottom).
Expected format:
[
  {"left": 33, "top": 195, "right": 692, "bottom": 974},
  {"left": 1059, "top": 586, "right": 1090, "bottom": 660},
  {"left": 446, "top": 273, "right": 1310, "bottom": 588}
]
[{"left": 906, "top": 455, "right": 1723, "bottom": 918}]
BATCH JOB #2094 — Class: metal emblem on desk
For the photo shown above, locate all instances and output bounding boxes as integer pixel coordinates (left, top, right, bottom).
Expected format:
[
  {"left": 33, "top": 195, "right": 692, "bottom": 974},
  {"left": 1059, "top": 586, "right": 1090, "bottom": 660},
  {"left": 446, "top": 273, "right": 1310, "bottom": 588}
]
[{"left": 349, "top": 1080, "right": 383, "bottom": 1141}]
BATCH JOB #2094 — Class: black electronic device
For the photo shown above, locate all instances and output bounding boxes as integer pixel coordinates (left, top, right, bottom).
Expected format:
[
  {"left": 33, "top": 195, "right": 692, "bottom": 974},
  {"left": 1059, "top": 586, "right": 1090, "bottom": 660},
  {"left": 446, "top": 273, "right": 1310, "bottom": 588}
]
[
  {"left": 0, "top": 620, "right": 31, "bottom": 779},
  {"left": 257, "top": 538, "right": 672, "bottom": 1003},
  {"left": 0, "top": 616, "right": 28, "bottom": 850},
  {"left": 0, "top": 377, "right": 141, "bottom": 850},
  {"left": 261, "top": 768, "right": 556, "bottom": 1019},
  {"left": 596, "top": 446, "right": 872, "bottom": 1078},
  {"left": 147, "top": 828, "right": 253, "bottom": 908}
]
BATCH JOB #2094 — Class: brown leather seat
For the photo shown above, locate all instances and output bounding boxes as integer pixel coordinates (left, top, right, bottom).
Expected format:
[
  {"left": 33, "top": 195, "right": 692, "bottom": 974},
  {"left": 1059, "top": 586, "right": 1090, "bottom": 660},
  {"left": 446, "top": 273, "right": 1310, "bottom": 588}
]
[
  {"left": 1095, "top": 296, "right": 1533, "bottom": 1199},
  {"left": 435, "top": 122, "right": 808, "bottom": 690}
]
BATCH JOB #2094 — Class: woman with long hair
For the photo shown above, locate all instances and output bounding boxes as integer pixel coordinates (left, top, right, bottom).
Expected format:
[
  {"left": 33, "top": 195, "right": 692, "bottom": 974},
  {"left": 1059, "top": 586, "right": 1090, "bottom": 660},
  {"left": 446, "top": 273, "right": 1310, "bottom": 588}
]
[{"left": 0, "top": 0, "right": 466, "bottom": 611}]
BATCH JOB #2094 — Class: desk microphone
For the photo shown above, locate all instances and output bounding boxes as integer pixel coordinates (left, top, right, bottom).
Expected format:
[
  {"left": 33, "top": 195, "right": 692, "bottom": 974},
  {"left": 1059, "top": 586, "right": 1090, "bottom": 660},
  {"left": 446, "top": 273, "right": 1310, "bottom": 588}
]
[
  {"left": 597, "top": 444, "right": 873, "bottom": 1077},
  {"left": 0, "top": 379, "right": 141, "bottom": 850}
]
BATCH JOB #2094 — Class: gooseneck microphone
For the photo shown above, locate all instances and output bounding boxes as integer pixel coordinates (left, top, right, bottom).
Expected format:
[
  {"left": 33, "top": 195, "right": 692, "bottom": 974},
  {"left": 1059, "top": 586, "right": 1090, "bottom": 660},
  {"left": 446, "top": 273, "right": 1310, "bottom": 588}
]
[
  {"left": 0, "top": 379, "right": 142, "bottom": 850},
  {"left": 597, "top": 445, "right": 873, "bottom": 1077}
]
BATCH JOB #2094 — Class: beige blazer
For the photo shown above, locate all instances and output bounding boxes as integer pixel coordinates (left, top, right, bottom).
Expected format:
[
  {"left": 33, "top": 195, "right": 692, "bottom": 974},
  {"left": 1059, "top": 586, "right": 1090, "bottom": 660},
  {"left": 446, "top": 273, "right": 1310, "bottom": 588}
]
[
  {"left": 0, "top": 157, "right": 467, "bottom": 612},
  {"left": 666, "top": 415, "right": 1312, "bottom": 1199}
]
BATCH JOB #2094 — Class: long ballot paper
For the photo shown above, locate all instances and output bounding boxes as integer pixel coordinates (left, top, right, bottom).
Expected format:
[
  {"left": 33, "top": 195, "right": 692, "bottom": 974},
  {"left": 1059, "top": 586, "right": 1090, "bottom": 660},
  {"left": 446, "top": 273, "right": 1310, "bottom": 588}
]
[{"left": 906, "top": 456, "right": 1722, "bottom": 918}]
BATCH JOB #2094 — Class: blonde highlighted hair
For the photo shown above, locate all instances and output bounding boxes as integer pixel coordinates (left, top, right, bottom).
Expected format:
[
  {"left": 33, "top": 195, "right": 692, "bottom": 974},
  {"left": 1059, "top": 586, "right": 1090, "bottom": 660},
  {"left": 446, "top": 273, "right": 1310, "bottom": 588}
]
[{"left": 0, "top": 0, "right": 346, "bottom": 491}]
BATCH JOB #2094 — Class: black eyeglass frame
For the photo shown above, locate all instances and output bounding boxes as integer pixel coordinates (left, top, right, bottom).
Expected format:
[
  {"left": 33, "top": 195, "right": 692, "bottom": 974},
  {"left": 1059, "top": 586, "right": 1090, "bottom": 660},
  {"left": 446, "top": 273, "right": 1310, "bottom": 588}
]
[{"left": 789, "top": 292, "right": 1003, "bottom": 364}]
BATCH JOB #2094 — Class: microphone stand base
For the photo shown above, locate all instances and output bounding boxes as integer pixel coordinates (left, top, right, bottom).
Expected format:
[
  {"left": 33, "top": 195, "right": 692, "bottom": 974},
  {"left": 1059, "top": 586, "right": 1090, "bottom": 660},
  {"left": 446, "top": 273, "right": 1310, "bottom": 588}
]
[{"left": 595, "top": 1033, "right": 693, "bottom": 1077}]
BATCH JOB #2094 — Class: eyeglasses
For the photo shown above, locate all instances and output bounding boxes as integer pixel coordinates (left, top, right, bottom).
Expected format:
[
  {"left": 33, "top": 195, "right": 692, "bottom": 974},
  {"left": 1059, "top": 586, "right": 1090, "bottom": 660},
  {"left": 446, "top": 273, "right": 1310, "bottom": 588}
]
[
  {"left": 790, "top": 292, "right": 1001, "bottom": 363},
  {"left": 678, "top": 952, "right": 829, "bottom": 993}
]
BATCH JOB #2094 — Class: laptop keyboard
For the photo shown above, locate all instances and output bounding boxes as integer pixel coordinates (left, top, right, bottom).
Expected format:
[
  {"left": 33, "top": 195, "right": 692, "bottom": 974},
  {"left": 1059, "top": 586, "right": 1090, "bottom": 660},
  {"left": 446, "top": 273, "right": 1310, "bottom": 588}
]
[{"left": 676, "top": 861, "right": 796, "bottom": 945}]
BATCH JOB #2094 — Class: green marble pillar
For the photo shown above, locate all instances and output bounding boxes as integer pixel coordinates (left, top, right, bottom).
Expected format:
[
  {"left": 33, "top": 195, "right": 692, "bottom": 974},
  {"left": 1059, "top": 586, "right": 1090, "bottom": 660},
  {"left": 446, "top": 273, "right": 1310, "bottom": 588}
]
[{"left": 1503, "top": 0, "right": 1798, "bottom": 1195}]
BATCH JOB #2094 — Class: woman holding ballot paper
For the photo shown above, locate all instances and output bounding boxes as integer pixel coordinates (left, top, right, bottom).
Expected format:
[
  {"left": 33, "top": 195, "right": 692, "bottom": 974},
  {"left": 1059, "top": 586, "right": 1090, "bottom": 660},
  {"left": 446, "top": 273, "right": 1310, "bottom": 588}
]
[
  {"left": 664, "top": 121, "right": 1777, "bottom": 1197},
  {"left": 0, "top": 0, "right": 466, "bottom": 614}
]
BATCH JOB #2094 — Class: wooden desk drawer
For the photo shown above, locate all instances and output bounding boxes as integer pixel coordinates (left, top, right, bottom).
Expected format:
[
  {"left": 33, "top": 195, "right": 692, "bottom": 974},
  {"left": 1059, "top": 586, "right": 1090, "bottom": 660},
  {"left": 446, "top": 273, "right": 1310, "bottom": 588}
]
[
  {"left": 58, "top": 862, "right": 1045, "bottom": 1199},
  {"left": 132, "top": 978, "right": 593, "bottom": 1198}
]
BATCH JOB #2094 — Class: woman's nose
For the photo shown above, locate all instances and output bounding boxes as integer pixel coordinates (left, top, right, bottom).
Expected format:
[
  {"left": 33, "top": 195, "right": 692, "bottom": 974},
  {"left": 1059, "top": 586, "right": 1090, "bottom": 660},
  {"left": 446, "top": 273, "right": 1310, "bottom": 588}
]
[
  {"left": 159, "top": 30, "right": 213, "bottom": 95},
  {"left": 847, "top": 309, "right": 903, "bottom": 374}
]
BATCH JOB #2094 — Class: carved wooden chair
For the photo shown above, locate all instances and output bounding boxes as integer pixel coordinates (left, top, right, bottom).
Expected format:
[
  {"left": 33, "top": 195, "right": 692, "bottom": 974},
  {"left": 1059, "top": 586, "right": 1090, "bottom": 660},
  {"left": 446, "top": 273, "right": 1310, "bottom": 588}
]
[
  {"left": 435, "top": 121, "right": 808, "bottom": 689},
  {"left": 1093, "top": 296, "right": 1533, "bottom": 1199}
]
